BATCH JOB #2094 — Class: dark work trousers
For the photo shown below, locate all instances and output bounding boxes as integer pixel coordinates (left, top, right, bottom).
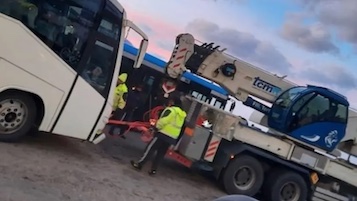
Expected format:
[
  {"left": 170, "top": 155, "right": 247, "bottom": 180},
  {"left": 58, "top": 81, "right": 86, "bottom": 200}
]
[
  {"left": 138, "top": 132, "right": 175, "bottom": 171},
  {"left": 117, "top": 106, "right": 137, "bottom": 135},
  {"left": 108, "top": 108, "right": 126, "bottom": 135}
]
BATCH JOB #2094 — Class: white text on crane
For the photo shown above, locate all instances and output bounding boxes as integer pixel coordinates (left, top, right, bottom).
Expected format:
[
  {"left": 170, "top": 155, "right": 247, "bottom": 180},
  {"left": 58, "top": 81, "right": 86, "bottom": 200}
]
[{"left": 253, "top": 77, "right": 282, "bottom": 96}]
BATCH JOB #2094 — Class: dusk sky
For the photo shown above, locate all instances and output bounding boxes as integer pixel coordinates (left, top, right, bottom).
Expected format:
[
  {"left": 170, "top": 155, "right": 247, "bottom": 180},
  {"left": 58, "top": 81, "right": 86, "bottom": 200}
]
[{"left": 120, "top": 0, "right": 357, "bottom": 108}]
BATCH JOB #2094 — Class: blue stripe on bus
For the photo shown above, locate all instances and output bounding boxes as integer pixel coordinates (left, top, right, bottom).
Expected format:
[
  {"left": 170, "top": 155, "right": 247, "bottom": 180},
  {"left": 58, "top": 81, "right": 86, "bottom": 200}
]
[
  {"left": 181, "top": 72, "right": 228, "bottom": 95},
  {"left": 124, "top": 43, "right": 167, "bottom": 68},
  {"left": 124, "top": 42, "right": 228, "bottom": 96}
]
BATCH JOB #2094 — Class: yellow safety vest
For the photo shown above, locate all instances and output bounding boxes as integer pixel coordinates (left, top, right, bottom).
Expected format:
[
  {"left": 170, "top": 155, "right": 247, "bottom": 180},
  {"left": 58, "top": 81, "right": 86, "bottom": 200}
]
[
  {"left": 155, "top": 106, "right": 187, "bottom": 139},
  {"left": 113, "top": 83, "right": 128, "bottom": 110}
]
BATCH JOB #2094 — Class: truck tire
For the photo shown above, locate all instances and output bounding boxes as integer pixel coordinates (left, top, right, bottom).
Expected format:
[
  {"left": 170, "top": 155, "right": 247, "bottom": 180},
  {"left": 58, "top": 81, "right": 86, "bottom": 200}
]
[
  {"left": 0, "top": 91, "right": 37, "bottom": 142},
  {"left": 222, "top": 155, "right": 264, "bottom": 196},
  {"left": 263, "top": 170, "right": 308, "bottom": 201}
]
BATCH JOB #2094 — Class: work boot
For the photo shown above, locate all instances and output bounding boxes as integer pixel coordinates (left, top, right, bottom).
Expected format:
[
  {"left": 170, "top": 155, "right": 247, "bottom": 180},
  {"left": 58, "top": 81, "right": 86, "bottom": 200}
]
[
  {"left": 148, "top": 170, "right": 156, "bottom": 176},
  {"left": 130, "top": 160, "right": 142, "bottom": 171}
]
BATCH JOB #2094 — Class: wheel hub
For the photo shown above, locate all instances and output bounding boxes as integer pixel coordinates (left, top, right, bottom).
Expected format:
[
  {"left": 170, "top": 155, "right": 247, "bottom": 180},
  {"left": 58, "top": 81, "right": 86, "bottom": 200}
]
[
  {"left": 234, "top": 166, "right": 255, "bottom": 190},
  {"left": 5, "top": 112, "right": 17, "bottom": 122},
  {"left": 0, "top": 99, "right": 26, "bottom": 134},
  {"left": 280, "top": 182, "right": 300, "bottom": 201}
]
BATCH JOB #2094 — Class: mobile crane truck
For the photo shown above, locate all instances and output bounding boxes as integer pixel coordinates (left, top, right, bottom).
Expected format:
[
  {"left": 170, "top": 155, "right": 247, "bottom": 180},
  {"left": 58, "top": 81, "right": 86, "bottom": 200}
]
[{"left": 160, "top": 33, "right": 357, "bottom": 201}]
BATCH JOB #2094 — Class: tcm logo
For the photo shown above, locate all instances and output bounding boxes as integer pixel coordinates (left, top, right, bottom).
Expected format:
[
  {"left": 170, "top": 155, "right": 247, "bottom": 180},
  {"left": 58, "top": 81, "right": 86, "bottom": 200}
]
[{"left": 253, "top": 77, "right": 282, "bottom": 96}]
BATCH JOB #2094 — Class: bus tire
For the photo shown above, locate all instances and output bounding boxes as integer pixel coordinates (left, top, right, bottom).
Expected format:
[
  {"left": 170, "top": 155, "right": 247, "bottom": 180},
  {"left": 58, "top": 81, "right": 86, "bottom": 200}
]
[
  {"left": 222, "top": 154, "right": 264, "bottom": 196},
  {"left": 0, "top": 91, "right": 37, "bottom": 142},
  {"left": 263, "top": 169, "right": 308, "bottom": 201}
]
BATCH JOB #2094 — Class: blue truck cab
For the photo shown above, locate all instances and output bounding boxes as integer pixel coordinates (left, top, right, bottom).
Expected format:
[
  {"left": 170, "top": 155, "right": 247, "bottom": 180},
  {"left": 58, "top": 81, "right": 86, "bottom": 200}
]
[{"left": 268, "top": 85, "right": 349, "bottom": 152}]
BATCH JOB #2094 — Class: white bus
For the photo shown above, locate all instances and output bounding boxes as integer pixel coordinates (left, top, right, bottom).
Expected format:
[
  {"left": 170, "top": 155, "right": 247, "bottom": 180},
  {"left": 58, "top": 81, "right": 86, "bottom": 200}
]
[{"left": 0, "top": 0, "right": 148, "bottom": 143}]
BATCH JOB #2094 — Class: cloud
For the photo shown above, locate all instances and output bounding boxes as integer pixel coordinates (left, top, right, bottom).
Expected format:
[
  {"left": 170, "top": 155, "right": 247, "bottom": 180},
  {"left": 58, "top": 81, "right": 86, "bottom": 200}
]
[
  {"left": 185, "top": 19, "right": 292, "bottom": 75},
  {"left": 294, "top": 0, "right": 357, "bottom": 50},
  {"left": 123, "top": 10, "right": 181, "bottom": 59},
  {"left": 292, "top": 74, "right": 357, "bottom": 108},
  {"left": 298, "top": 65, "right": 356, "bottom": 89},
  {"left": 293, "top": 0, "right": 328, "bottom": 9},
  {"left": 280, "top": 13, "right": 339, "bottom": 54},
  {"left": 138, "top": 24, "right": 154, "bottom": 35}
]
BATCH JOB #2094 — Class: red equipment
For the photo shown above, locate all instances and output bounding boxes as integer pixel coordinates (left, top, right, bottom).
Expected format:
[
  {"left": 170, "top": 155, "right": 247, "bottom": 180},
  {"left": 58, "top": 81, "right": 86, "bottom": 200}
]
[{"left": 106, "top": 106, "right": 165, "bottom": 143}]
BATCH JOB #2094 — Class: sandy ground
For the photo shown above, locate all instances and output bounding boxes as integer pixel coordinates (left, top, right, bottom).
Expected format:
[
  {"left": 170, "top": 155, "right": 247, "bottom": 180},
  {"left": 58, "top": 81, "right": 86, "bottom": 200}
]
[{"left": 0, "top": 132, "right": 225, "bottom": 201}]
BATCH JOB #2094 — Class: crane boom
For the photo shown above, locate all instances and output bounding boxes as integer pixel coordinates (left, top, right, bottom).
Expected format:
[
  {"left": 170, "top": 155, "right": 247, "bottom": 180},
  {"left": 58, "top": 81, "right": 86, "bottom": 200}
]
[{"left": 165, "top": 33, "right": 295, "bottom": 104}]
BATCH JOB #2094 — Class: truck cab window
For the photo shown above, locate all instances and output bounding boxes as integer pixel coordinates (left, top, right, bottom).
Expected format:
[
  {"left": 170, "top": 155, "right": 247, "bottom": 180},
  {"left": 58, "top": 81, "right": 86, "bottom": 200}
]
[
  {"left": 298, "top": 95, "right": 328, "bottom": 126},
  {"left": 322, "top": 102, "right": 347, "bottom": 123},
  {"left": 276, "top": 87, "right": 306, "bottom": 108},
  {"left": 334, "top": 104, "right": 348, "bottom": 123},
  {"left": 289, "top": 94, "right": 348, "bottom": 131}
]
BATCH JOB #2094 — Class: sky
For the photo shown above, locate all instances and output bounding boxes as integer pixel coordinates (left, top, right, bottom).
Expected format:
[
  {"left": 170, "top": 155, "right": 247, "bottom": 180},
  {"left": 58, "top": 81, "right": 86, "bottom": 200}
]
[{"left": 120, "top": 0, "right": 357, "bottom": 109}]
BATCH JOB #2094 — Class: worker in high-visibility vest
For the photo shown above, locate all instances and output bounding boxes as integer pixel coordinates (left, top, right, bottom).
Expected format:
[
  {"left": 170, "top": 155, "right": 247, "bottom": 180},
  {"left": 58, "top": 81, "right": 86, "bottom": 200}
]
[
  {"left": 95, "top": 73, "right": 128, "bottom": 137},
  {"left": 131, "top": 96, "right": 187, "bottom": 175},
  {"left": 108, "top": 73, "right": 128, "bottom": 135},
  {"left": 113, "top": 73, "right": 128, "bottom": 111},
  {"left": 116, "top": 84, "right": 145, "bottom": 138}
]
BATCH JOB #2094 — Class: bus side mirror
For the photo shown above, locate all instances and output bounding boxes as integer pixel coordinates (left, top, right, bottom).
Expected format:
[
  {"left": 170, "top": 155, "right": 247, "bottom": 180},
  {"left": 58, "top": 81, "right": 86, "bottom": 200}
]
[
  {"left": 134, "top": 38, "right": 148, "bottom": 68},
  {"left": 123, "top": 19, "right": 149, "bottom": 69}
]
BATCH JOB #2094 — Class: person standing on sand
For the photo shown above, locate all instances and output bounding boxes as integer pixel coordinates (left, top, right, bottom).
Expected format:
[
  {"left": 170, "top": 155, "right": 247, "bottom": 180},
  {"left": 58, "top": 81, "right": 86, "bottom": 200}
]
[{"left": 130, "top": 96, "right": 187, "bottom": 175}]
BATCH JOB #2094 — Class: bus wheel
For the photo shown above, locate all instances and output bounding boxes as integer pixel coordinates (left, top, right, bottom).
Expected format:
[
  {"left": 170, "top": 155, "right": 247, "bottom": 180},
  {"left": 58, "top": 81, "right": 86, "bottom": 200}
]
[
  {"left": 0, "top": 92, "right": 37, "bottom": 142},
  {"left": 264, "top": 170, "right": 308, "bottom": 201},
  {"left": 222, "top": 155, "right": 264, "bottom": 196}
]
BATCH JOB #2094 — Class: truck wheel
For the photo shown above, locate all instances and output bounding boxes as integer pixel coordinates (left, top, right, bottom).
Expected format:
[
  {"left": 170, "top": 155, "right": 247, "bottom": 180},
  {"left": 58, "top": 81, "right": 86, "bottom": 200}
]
[
  {"left": 264, "top": 170, "right": 308, "bottom": 201},
  {"left": 0, "top": 92, "right": 37, "bottom": 142},
  {"left": 222, "top": 155, "right": 264, "bottom": 196}
]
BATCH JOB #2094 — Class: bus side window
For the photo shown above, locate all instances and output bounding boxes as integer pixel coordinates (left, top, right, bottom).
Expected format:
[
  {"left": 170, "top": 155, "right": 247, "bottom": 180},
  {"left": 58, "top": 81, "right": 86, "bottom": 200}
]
[
  {"left": 1, "top": 0, "right": 102, "bottom": 71},
  {"left": 1, "top": 0, "right": 39, "bottom": 28},
  {"left": 145, "top": 76, "right": 155, "bottom": 86},
  {"left": 38, "top": 0, "right": 101, "bottom": 69}
]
